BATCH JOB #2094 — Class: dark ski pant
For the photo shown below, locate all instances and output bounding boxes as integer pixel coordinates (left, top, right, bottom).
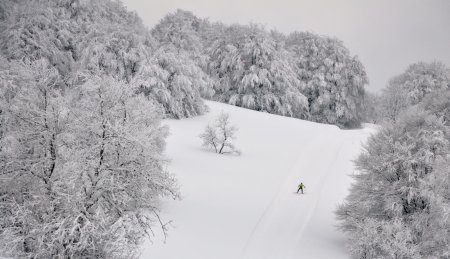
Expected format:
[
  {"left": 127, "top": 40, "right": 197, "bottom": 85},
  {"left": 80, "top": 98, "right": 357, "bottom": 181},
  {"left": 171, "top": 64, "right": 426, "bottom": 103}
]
[{"left": 297, "top": 187, "right": 303, "bottom": 194}]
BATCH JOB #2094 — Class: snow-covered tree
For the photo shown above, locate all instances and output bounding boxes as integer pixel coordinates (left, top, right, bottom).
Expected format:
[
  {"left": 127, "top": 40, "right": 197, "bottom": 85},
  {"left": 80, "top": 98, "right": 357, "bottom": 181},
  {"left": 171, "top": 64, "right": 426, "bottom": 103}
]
[
  {"left": 0, "top": 0, "right": 151, "bottom": 82},
  {"left": 208, "top": 25, "right": 309, "bottom": 119},
  {"left": 418, "top": 156, "right": 450, "bottom": 257},
  {"left": 78, "top": 4, "right": 212, "bottom": 119},
  {"left": 362, "top": 91, "right": 382, "bottom": 124},
  {"left": 61, "top": 75, "right": 179, "bottom": 258},
  {"left": 0, "top": 0, "right": 75, "bottom": 76},
  {"left": 336, "top": 101, "right": 450, "bottom": 258},
  {"left": 79, "top": 21, "right": 152, "bottom": 83},
  {"left": 286, "top": 32, "right": 368, "bottom": 128},
  {"left": 150, "top": 9, "right": 214, "bottom": 109},
  {"left": 200, "top": 125, "right": 220, "bottom": 153},
  {"left": 200, "top": 112, "right": 240, "bottom": 155},
  {"left": 389, "top": 61, "right": 450, "bottom": 105},
  {"left": 0, "top": 0, "right": 14, "bottom": 25},
  {"left": 0, "top": 59, "right": 70, "bottom": 258},
  {"left": 1, "top": 2, "right": 194, "bottom": 257},
  {"left": 135, "top": 47, "right": 212, "bottom": 119},
  {"left": 378, "top": 83, "right": 410, "bottom": 123},
  {"left": 377, "top": 61, "right": 450, "bottom": 123},
  {"left": 0, "top": 57, "right": 179, "bottom": 257},
  {"left": 337, "top": 62, "right": 450, "bottom": 257},
  {"left": 420, "top": 89, "right": 450, "bottom": 126},
  {"left": 2, "top": 0, "right": 211, "bottom": 120},
  {"left": 74, "top": 0, "right": 154, "bottom": 83},
  {"left": 152, "top": 9, "right": 203, "bottom": 55}
]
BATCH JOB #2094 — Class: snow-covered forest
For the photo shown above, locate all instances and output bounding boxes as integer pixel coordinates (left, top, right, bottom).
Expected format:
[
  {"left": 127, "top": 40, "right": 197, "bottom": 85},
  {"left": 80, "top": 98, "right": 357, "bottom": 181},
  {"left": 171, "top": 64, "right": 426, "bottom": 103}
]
[
  {"left": 146, "top": 9, "right": 369, "bottom": 127},
  {"left": 0, "top": 1, "right": 181, "bottom": 257},
  {"left": 1, "top": 0, "right": 370, "bottom": 128},
  {"left": 0, "top": 0, "right": 449, "bottom": 258},
  {"left": 336, "top": 61, "right": 450, "bottom": 258}
]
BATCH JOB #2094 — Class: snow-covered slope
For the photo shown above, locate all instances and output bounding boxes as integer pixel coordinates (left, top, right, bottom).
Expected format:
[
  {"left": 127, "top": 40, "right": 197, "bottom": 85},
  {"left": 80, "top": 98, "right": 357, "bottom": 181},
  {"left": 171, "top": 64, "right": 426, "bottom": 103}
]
[{"left": 140, "top": 101, "right": 376, "bottom": 259}]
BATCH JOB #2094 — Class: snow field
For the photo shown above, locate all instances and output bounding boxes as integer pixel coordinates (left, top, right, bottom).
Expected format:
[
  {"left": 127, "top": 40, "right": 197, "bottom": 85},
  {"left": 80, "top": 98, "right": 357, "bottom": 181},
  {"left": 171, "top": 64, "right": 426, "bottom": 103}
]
[{"left": 141, "top": 101, "right": 376, "bottom": 259}]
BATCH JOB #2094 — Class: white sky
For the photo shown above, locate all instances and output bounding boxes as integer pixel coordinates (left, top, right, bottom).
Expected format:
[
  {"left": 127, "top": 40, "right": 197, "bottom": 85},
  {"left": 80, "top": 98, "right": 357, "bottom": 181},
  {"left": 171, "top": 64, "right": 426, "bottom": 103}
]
[{"left": 120, "top": 0, "right": 450, "bottom": 92}]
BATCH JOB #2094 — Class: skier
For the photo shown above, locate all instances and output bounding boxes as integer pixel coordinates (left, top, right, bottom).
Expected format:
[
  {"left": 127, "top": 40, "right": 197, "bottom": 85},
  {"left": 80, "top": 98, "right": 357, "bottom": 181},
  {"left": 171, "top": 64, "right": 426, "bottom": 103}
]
[{"left": 297, "top": 182, "right": 305, "bottom": 194}]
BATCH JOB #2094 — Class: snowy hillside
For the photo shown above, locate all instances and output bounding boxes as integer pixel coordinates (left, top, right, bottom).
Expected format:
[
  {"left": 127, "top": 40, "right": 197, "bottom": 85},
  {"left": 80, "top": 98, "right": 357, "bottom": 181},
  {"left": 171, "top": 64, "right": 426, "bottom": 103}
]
[{"left": 140, "top": 101, "right": 376, "bottom": 259}]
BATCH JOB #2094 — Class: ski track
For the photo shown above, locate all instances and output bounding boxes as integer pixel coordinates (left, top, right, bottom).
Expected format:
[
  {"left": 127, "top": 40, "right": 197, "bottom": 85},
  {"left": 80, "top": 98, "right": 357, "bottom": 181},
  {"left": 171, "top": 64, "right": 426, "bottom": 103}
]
[
  {"left": 240, "top": 126, "right": 320, "bottom": 257},
  {"left": 241, "top": 127, "right": 345, "bottom": 259},
  {"left": 289, "top": 131, "right": 353, "bottom": 259},
  {"left": 293, "top": 139, "right": 345, "bottom": 245}
]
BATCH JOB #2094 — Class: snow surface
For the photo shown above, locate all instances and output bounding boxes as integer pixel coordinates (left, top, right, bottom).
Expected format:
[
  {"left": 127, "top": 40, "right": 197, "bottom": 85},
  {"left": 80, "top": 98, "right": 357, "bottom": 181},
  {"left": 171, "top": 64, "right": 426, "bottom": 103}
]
[{"left": 141, "top": 101, "right": 376, "bottom": 259}]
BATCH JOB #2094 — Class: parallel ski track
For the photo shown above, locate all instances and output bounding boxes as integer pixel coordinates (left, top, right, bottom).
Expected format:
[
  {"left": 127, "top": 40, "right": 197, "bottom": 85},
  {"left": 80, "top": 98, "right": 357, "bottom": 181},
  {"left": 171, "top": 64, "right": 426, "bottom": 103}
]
[{"left": 241, "top": 127, "right": 345, "bottom": 259}]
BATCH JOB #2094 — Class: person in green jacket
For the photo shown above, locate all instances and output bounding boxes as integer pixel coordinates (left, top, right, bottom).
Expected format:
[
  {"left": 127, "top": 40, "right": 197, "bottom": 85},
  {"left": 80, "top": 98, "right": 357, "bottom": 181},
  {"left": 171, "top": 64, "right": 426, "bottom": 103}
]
[{"left": 297, "top": 182, "right": 305, "bottom": 194}]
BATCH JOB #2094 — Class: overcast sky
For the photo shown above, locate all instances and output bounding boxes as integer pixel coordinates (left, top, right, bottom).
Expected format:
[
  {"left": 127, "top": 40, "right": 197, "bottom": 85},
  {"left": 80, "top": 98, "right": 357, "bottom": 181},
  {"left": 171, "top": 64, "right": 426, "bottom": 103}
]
[{"left": 121, "top": 0, "right": 450, "bottom": 92}]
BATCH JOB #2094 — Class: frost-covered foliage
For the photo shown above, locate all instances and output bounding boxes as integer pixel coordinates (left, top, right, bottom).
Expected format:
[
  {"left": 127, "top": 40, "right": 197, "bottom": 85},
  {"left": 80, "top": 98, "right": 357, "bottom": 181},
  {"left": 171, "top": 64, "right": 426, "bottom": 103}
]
[
  {"left": 337, "top": 62, "right": 450, "bottom": 258},
  {"left": 0, "top": 0, "right": 14, "bottom": 22},
  {"left": 286, "top": 32, "right": 368, "bottom": 128},
  {"left": 388, "top": 61, "right": 450, "bottom": 105},
  {"left": 376, "top": 61, "right": 450, "bottom": 124},
  {"left": 152, "top": 9, "right": 204, "bottom": 55},
  {"left": 72, "top": 0, "right": 210, "bottom": 118},
  {"left": 135, "top": 47, "right": 212, "bottom": 118},
  {"left": 62, "top": 75, "right": 178, "bottom": 257},
  {"left": 0, "top": 0, "right": 146, "bottom": 69},
  {"left": 378, "top": 83, "right": 411, "bottom": 123},
  {"left": 208, "top": 25, "right": 309, "bottom": 119},
  {"left": 336, "top": 95, "right": 450, "bottom": 258},
  {"left": 362, "top": 91, "right": 382, "bottom": 124},
  {"left": 0, "top": 59, "right": 178, "bottom": 258},
  {"left": 0, "top": 60, "right": 67, "bottom": 258},
  {"left": 150, "top": 9, "right": 214, "bottom": 111},
  {"left": 151, "top": 10, "right": 368, "bottom": 127},
  {"left": 151, "top": 9, "right": 212, "bottom": 80},
  {"left": 1, "top": 0, "right": 142, "bottom": 76},
  {"left": 78, "top": 10, "right": 152, "bottom": 83},
  {"left": 152, "top": 11, "right": 369, "bottom": 127},
  {"left": 0, "top": 0, "right": 77, "bottom": 76},
  {"left": 151, "top": 9, "right": 210, "bottom": 72},
  {"left": 378, "top": 61, "right": 450, "bottom": 123},
  {"left": 421, "top": 89, "right": 450, "bottom": 126},
  {"left": 1, "top": 3, "right": 370, "bottom": 126},
  {"left": 199, "top": 112, "right": 240, "bottom": 155},
  {"left": 0, "top": 1, "right": 208, "bottom": 119}
]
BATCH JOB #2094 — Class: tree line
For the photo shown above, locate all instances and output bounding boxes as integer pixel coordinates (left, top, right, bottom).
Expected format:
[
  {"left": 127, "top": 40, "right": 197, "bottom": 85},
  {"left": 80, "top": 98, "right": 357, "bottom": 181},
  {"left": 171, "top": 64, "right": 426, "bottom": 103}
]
[
  {"left": 0, "top": 1, "right": 180, "bottom": 258},
  {"left": 337, "top": 61, "right": 450, "bottom": 258}
]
